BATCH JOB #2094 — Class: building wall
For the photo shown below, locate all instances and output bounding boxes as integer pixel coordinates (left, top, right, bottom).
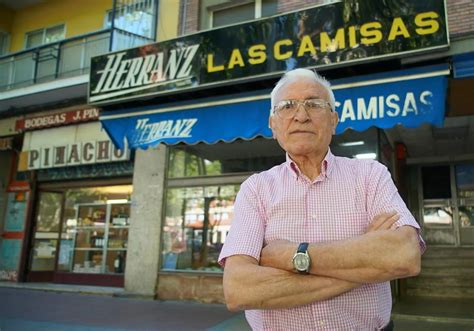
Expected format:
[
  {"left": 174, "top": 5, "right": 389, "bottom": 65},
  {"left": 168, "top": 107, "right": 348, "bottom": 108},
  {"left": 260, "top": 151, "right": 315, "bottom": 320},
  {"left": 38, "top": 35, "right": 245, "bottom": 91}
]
[
  {"left": 179, "top": 0, "right": 474, "bottom": 37},
  {"left": 180, "top": 0, "right": 199, "bottom": 35},
  {"left": 9, "top": 0, "right": 112, "bottom": 53},
  {"left": 157, "top": 0, "right": 180, "bottom": 41},
  {"left": 447, "top": 0, "right": 474, "bottom": 38},
  {"left": 0, "top": 4, "right": 14, "bottom": 33}
]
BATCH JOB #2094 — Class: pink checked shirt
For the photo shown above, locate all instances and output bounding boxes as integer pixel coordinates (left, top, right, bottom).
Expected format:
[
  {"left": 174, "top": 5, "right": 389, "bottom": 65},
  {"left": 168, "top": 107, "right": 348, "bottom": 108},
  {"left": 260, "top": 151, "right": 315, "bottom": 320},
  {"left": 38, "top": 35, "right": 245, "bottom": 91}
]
[{"left": 219, "top": 150, "right": 425, "bottom": 331}]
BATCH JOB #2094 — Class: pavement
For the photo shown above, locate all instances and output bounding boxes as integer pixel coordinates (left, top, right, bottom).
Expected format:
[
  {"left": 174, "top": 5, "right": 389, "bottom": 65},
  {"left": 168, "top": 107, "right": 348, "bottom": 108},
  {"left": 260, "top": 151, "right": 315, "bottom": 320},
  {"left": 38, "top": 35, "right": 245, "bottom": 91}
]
[{"left": 0, "top": 282, "right": 473, "bottom": 330}]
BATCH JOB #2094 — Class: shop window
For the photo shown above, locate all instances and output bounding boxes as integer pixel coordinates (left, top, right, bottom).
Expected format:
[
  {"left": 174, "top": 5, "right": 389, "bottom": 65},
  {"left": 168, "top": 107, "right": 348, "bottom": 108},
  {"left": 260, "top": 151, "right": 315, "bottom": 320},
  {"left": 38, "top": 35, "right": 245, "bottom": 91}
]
[
  {"left": 25, "top": 25, "right": 65, "bottom": 49},
  {"left": 162, "top": 185, "right": 239, "bottom": 272},
  {"left": 57, "top": 185, "right": 132, "bottom": 274},
  {"left": 168, "top": 137, "right": 285, "bottom": 178}
]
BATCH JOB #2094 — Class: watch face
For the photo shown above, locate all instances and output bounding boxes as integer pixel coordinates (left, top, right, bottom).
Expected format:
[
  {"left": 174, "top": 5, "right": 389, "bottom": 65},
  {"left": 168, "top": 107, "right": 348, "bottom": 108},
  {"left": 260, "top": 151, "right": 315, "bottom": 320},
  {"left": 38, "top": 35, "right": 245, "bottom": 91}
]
[{"left": 293, "top": 253, "right": 309, "bottom": 271}]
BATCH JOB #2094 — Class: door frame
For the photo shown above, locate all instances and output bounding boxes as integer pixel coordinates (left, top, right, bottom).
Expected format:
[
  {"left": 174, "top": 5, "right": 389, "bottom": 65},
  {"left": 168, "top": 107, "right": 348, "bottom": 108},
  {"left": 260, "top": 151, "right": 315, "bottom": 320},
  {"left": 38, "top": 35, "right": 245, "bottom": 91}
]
[
  {"left": 25, "top": 189, "right": 65, "bottom": 282},
  {"left": 417, "top": 162, "right": 474, "bottom": 247}
]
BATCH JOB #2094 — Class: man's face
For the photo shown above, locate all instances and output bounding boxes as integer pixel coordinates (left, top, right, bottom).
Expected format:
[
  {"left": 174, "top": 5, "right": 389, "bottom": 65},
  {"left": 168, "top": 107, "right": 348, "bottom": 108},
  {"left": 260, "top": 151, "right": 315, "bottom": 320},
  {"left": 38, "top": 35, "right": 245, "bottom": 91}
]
[{"left": 269, "top": 78, "right": 339, "bottom": 158}]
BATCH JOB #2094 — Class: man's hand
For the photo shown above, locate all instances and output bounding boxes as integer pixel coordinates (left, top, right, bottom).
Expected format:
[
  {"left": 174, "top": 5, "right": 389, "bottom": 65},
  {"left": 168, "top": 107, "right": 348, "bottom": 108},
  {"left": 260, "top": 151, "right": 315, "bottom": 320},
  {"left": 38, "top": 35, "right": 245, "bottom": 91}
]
[
  {"left": 261, "top": 211, "right": 401, "bottom": 271},
  {"left": 366, "top": 211, "right": 400, "bottom": 233},
  {"left": 260, "top": 239, "right": 296, "bottom": 271}
]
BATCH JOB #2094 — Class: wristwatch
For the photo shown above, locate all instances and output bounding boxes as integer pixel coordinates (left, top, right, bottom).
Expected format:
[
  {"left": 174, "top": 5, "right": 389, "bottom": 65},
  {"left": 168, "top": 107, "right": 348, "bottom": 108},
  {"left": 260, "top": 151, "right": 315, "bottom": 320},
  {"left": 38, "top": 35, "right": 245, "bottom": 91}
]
[{"left": 292, "top": 242, "right": 311, "bottom": 274}]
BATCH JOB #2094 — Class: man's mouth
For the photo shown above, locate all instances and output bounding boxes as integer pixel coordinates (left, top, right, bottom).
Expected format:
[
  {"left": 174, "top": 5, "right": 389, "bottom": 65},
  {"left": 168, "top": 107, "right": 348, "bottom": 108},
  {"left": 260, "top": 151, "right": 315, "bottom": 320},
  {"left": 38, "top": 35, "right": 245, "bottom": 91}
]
[{"left": 290, "top": 130, "right": 315, "bottom": 134}]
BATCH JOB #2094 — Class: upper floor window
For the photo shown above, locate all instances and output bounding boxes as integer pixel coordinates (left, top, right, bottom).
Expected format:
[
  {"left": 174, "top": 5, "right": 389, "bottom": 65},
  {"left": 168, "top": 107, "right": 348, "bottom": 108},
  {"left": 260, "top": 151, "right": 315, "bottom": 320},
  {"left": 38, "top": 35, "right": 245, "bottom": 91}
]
[
  {"left": 0, "top": 31, "right": 10, "bottom": 55},
  {"left": 105, "top": 0, "right": 156, "bottom": 39},
  {"left": 201, "top": 0, "right": 278, "bottom": 30},
  {"left": 25, "top": 24, "right": 65, "bottom": 49}
]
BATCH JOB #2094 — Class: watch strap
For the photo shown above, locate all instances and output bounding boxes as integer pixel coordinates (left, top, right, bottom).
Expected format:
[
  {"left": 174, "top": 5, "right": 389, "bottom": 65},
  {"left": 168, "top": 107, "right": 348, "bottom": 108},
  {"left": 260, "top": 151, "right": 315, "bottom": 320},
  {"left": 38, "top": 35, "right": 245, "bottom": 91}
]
[{"left": 297, "top": 242, "right": 309, "bottom": 254}]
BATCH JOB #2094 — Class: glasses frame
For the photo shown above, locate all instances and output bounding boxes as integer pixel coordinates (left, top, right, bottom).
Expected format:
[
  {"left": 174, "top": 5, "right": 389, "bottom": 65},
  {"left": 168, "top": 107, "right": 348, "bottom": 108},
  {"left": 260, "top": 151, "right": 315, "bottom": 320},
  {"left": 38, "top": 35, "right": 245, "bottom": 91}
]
[{"left": 272, "top": 98, "right": 333, "bottom": 119}]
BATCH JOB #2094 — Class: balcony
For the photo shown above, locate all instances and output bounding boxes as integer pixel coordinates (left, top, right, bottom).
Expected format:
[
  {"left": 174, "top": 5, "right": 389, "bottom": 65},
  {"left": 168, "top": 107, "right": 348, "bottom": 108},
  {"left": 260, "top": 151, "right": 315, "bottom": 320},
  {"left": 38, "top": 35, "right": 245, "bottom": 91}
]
[{"left": 0, "top": 28, "right": 154, "bottom": 92}]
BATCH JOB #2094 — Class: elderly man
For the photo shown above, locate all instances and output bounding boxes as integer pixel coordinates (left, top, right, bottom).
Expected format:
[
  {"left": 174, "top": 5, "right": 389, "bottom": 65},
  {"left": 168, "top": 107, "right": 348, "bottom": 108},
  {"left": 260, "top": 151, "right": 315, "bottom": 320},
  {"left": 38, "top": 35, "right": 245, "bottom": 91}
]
[{"left": 218, "top": 68, "right": 424, "bottom": 330}]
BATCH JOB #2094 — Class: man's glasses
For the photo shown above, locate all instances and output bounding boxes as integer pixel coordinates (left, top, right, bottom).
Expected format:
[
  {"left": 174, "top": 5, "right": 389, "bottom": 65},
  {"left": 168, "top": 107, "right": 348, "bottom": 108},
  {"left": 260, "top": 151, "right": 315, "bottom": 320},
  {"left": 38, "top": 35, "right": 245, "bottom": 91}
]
[{"left": 273, "top": 99, "right": 332, "bottom": 119}]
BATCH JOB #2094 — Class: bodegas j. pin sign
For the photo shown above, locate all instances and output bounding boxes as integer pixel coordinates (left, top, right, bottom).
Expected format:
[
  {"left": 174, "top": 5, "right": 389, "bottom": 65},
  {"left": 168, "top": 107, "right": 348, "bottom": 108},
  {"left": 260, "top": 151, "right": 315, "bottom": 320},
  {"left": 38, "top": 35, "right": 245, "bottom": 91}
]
[{"left": 89, "top": 0, "right": 448, "bottom": 105}]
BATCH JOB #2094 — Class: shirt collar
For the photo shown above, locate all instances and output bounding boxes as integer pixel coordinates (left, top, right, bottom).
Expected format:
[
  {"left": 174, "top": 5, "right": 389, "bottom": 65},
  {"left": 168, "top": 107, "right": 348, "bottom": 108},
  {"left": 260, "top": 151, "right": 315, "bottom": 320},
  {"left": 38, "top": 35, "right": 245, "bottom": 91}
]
[{"left": 285, "top": 148, "right": 335, "bottom": 180}]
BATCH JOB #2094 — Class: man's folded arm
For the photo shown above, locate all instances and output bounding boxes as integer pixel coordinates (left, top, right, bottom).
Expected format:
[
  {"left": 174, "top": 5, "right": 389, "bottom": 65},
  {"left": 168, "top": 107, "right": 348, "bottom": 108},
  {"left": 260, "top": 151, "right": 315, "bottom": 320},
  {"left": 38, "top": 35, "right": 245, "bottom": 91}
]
[
  {"left": 222, "top": 254, "right": 360, "bottom": 312},
  {"left": 260, "top": 225, "right": 420, "bottom": 284}
]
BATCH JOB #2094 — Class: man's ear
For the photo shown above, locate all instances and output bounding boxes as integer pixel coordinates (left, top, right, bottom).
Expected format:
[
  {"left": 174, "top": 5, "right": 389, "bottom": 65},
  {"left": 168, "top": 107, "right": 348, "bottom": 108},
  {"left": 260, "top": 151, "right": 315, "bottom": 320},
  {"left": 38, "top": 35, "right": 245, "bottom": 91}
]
[
  {"left": 331, "top": 111, "right": 339, "bottom": 134},
  {"left": 269, "top": 114, "right": 277, "bottom": 138}
]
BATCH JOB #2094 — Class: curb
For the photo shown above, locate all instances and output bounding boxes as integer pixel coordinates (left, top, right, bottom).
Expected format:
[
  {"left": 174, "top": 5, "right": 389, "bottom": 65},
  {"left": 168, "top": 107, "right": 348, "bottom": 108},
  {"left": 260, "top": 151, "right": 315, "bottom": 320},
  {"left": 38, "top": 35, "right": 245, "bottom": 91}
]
[
  {"left": 0, "top": 282, "right": 122, "bottom": 297},
  {"left": 392, "top": 313, "right": 474, "bottom": 326}
]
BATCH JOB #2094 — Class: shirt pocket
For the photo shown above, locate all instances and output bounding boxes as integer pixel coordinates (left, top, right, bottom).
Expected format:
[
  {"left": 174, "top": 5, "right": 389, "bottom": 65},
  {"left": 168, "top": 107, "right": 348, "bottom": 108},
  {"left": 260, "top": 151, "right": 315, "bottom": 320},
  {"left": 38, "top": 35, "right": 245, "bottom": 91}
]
[{"left": 318, "top": 210, "right": 369, "bottom": 242}]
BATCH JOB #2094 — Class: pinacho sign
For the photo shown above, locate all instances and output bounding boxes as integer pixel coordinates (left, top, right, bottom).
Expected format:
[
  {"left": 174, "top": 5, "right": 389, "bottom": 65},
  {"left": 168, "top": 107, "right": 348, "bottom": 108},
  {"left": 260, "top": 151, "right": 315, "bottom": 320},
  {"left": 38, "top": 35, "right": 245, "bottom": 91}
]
[{"left": 89, "top": 0, "right": 448, "bottom": 105}]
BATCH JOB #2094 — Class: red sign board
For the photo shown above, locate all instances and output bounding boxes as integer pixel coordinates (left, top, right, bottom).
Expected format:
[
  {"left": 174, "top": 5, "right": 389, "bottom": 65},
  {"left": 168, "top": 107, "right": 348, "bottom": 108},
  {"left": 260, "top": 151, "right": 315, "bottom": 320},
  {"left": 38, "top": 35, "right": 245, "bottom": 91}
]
[{"left": 15, "top": 108, "right": 100, "bottom": 131}]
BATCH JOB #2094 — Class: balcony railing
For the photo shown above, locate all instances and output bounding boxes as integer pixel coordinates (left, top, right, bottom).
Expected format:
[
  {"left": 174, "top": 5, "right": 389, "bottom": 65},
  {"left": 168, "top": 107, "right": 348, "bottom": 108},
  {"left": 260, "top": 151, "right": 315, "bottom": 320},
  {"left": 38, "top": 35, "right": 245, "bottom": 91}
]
[{"left": 0, "top": 28, "right": 154, "bottom": 92}]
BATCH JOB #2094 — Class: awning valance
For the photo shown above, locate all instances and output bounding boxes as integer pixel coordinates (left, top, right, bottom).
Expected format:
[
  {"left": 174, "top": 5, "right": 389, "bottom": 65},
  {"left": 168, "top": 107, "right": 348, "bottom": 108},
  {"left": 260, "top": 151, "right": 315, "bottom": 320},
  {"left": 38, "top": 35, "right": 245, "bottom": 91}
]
[
  {"left": 453, "top": 52, "right": 474, "bottom": 79},
  {"left": 100, "top": 64, "right": 449, "bottom": 150}
]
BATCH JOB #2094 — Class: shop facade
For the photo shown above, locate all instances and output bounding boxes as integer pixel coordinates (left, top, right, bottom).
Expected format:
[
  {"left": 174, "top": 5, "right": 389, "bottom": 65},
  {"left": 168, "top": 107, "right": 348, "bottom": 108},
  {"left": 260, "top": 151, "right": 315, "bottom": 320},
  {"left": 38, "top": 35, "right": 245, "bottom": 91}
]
[
  {"left": 0, "top": 106, "right": 134, "bottom": 287},
  {"left": 88, "top": 0, "right": 474, "bottom": 302},
  {"left": 0, "top": 116, "right": 26, "bottom": 282}
]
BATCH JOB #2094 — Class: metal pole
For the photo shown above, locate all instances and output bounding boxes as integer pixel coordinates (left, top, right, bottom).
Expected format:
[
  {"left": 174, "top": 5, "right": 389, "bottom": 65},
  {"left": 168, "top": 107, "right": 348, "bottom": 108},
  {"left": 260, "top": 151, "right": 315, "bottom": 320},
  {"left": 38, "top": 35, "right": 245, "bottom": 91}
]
[
  {"left": 109, "top": 0, "right": 118, "bottom": 51},
  {"left": 153, "top": 0, "right": 159, "bottom": 40}
]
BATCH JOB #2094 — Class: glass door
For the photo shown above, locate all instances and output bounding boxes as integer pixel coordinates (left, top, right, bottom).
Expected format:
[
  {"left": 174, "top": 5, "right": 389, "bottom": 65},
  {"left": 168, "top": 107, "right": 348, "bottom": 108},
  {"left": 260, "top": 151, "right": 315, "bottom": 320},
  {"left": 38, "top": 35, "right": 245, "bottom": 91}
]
[
  {"left": 420, "top": 165, "right": 456, "bottom": 246},
  {"left": 27, "top": 191, "right": 64, "bottom": 282},
  {"left": 456, "top": 164, "right": 474, "bottom": 246},
  {"left": 421, "top": 163, "right": 474, "bottom": 247}
]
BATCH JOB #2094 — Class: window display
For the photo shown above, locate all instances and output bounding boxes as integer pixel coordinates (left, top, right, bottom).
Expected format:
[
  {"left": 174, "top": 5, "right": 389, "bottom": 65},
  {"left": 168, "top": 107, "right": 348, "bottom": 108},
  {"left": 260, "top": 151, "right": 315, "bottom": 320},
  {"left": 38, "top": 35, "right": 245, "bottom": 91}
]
[
  {"left": 57, "top": 185, "right": 132, "bottom": 274},
  {"left": 162, "top": 185, "right": 239, "bottom": 272}
]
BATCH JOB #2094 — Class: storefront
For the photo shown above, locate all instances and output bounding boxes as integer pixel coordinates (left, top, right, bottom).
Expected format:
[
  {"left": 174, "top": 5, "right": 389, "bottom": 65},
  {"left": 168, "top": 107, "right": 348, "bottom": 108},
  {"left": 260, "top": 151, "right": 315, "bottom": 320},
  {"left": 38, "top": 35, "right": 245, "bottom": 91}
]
[
  {"left": 86, "top": 0, "right": 473, "bottom": 301},
  {"left": 11, "top": 107, "right": 134, "bottom": 287},
  {"left": 0, "top": 116, "right": 28, "bottom": 282}
]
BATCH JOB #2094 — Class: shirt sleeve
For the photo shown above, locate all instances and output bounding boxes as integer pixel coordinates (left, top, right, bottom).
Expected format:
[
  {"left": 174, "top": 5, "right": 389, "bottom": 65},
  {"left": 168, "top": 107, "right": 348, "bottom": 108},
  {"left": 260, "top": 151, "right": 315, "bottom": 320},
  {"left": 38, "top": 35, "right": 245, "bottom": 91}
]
[
  {"left": 365, "top": 161, "right": 426, "bottom": 254},
  {"left": 218, "top": 176, "right": 266, "bottom": 267}
]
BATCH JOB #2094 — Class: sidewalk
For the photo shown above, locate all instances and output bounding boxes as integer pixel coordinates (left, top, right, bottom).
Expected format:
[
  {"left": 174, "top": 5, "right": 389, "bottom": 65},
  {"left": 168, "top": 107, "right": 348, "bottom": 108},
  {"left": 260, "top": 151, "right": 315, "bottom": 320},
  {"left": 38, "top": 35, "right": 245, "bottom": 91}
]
[
  {"left": 0, "top": 284, "right": 250, "bottom": 331},
  {"left": 1, "top": 281, "right": 474, "bottom": 330}
]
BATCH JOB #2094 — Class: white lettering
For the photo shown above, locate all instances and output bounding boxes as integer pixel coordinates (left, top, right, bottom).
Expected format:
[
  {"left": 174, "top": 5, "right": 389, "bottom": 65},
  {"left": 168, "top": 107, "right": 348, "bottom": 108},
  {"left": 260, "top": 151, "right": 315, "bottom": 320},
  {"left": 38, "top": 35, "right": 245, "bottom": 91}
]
[
  {"left": 386, "top": 94, "right": 400, "bottom": 117},
  {"left": 340, "top": 99, "right": 356, "bottom": 122},
  {"left": 402, "top": 92, "right": 418, "bottom": 116},
  {"left": 357, "top": 97, "right": 377, "bottom": 120},
  {"left": 133, "top": 117, "right": 197, "bottom": 144}
]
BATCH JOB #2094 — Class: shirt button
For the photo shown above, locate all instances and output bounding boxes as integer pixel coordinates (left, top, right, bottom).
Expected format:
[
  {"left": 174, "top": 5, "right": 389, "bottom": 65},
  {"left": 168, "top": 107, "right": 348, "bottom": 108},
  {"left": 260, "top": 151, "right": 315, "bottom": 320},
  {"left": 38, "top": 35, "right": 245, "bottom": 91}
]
[{"left": 319, "top": 320, "right": 325, "bottom": 326}]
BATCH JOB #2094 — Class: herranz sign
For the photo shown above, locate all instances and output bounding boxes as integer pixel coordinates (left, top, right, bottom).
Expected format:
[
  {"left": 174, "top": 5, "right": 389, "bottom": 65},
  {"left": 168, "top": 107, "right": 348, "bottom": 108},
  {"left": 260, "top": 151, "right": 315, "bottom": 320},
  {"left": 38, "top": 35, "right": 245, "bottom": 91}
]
[{"left": 89, "top": 0, "right": 448, "bottom": 105}]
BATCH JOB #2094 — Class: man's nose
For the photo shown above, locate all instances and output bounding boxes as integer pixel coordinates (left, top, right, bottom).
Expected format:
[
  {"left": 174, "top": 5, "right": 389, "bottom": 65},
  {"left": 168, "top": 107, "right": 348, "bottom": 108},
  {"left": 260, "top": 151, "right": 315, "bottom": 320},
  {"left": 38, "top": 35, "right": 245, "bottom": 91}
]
[{"left": 293, "top": 104, "right": 310, "bottom": 122}]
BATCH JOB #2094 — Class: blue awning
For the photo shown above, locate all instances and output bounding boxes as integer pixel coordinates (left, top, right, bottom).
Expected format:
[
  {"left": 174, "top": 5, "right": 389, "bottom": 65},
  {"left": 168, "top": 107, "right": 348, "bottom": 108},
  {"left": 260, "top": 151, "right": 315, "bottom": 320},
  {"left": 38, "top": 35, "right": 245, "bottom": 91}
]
[
  {"left": 453, "top": 52, "right": 474, "bottom": 79},
  {"left": 100, "top": 64, "right": 449, "bottom": 150}
]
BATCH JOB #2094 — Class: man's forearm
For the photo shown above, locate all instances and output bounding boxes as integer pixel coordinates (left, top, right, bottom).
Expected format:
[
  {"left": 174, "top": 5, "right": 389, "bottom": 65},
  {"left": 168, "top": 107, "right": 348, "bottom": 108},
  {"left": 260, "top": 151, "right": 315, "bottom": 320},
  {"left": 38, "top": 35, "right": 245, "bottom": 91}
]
[
  {"left": 309, "top": 226, "right": 421, "bottom": 283},
  {"left": 223, "top": 255, "right": 360, "bottom": 311},
  {"left": 261, "top": 226, "right": 421, "bottom": 283}
]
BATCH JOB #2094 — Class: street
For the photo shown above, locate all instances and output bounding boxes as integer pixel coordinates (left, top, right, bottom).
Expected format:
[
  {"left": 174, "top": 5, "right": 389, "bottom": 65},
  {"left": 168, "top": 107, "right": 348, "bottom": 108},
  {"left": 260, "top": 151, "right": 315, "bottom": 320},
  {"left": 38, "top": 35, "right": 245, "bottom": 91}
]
[
  {"left": 1, "top": 287, "right": 474, "bottom": 330},
  {"left": 0, "top": 287, "right": 245, "bottom": 331}
]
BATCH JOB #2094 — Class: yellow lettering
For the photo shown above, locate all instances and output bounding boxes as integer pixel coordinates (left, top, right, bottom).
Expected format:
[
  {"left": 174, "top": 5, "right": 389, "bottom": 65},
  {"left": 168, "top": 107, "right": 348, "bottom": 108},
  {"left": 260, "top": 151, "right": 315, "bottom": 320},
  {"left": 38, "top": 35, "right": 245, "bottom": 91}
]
[
  {"left": 248, "top": 44, "right": 267, "bottom": 65},
  {"left": 297, "top": 35, "right": 316, "bottom": 57},
  {"left": 360, "top": 22, "right": 383, "bottom": 45},
  {"left": 228, "top": 49, "right": 245, "bottom": 69},
  {"left": 388, "top": 17, "right": 410, "bottom": 41},
  {"left": 207, "top": 54, "right": 224, "bottom": 73},
  {"left": 348, "top": 26, "right": 357, "bottom": 48},
  {"left": 274, "top": 39, "right": 293, "bottom": 60},
  {"left": 320, "top": 28, "right": 345, "bottom": 53},
  {"left": 415, "top": 11, "right": 439, "bottom": 35}
]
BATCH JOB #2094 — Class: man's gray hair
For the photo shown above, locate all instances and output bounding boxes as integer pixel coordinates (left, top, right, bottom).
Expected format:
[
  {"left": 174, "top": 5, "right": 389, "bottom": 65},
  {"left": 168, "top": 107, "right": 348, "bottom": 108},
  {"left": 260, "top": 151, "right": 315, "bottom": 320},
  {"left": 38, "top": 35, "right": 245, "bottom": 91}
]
[{"left": 270, "top": 68, "right": 336, "bottom": 114}]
